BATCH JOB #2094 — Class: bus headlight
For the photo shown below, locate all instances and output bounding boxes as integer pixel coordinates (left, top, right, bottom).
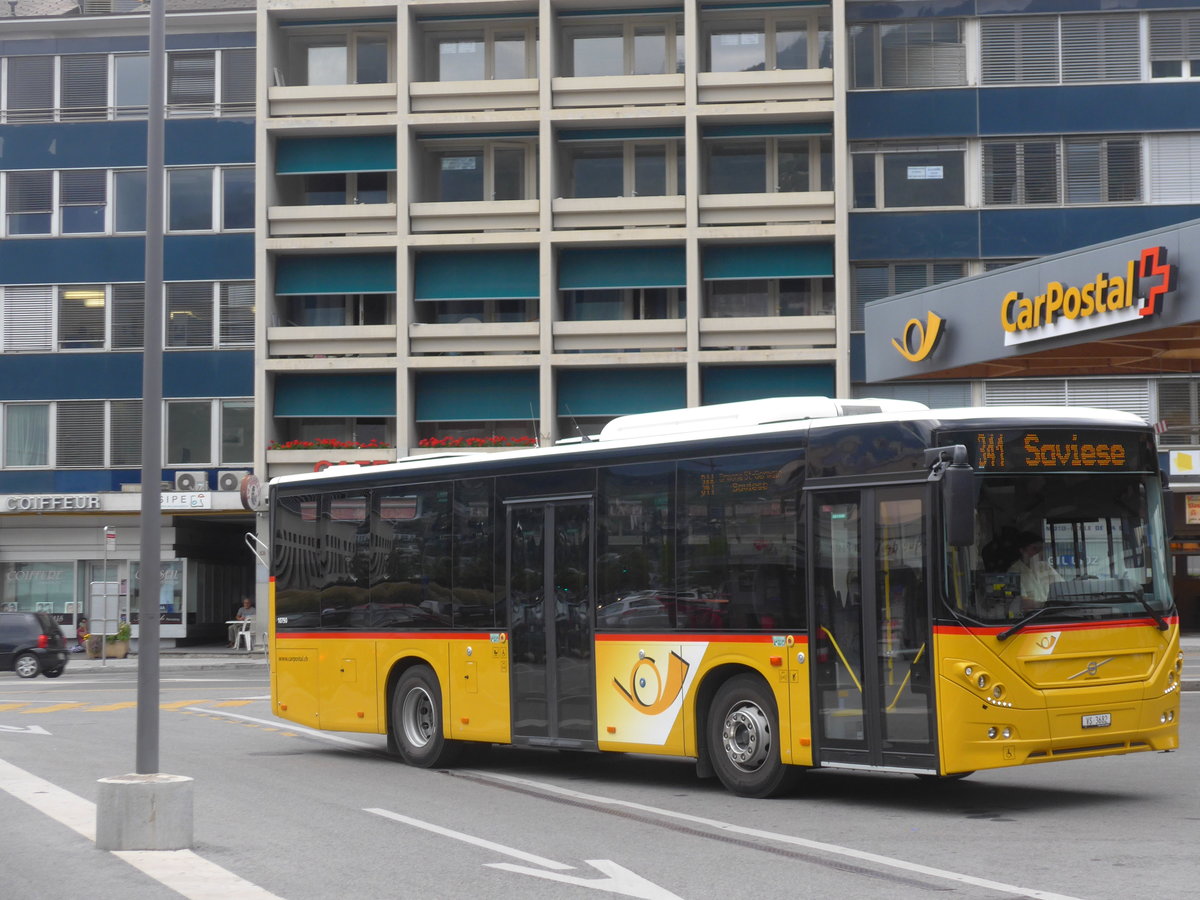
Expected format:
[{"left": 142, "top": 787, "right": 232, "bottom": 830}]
[
  {"left": 987, "top": 727, "right": 998, "bottom": 739},
  {"left": 1002, "top": 727, "right": 1012, "bottom": 739},
  {"left": 992, "top": 684, "right": 1004, "bottom": 699},
  {"left": 976, "top": 673, "right": 989, "bottom": 689}
]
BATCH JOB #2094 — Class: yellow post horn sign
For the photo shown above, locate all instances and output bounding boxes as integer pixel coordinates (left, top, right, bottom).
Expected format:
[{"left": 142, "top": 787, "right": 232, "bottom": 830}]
[{"left": 891, "top": 311, "right": 944, "bottom": 362}]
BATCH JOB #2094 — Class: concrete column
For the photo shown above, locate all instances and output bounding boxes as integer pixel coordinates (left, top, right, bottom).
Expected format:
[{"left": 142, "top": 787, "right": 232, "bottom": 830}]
[{"left": 96, "top": 773, "right": 194, "bottom": 851}]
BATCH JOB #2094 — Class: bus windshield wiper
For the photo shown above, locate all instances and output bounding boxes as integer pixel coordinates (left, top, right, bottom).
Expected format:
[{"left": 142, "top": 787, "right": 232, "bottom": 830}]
[
  {"left": 1129, "top": 593, "right": 1169, "bottom": 631},
  {"left": 996, "top": 602, "right": 1106, "bottom": 641}
]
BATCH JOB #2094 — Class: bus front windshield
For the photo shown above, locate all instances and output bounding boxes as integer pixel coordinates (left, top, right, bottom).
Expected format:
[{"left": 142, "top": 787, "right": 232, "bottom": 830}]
[{"left": 946, "top": 474, "right": 1173, "bottom": 627}]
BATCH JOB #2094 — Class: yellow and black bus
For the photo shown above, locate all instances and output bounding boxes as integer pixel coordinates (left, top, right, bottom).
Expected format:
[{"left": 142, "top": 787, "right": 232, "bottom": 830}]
[{"left": 268, "top": 398, "right": 1180, "bottom": 797}]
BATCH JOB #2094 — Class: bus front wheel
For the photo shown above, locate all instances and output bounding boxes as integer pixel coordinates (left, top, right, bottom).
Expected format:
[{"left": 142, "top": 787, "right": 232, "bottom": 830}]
[
  {"left": 390, "top": 667, "right": 461, "bottom": 768},
  {"left": 707, "top": 674, "right": 799, "bottom": 798}
]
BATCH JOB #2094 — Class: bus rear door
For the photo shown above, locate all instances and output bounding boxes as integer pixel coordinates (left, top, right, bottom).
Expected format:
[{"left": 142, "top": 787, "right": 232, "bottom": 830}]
[{"left": 810, "top": 484, "right": 936, "bottom": 771}]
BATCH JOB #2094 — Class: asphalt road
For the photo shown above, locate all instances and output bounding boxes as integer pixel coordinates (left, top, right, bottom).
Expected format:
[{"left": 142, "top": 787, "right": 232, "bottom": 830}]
[{"left": 1, "top": 668, "right": 1196, "bottom": 900}]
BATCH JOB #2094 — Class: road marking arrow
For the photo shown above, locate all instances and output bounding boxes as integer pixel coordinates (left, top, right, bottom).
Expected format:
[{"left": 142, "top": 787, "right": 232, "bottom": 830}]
[
  {"left": 366, "top": 807, "right": 680, "bottom": 899},
  {"left": 0, "top": 725, "right": 50, "bottom": 735},
  {"left": 487, "top": 859, "right": 683, "bottom": 899}
]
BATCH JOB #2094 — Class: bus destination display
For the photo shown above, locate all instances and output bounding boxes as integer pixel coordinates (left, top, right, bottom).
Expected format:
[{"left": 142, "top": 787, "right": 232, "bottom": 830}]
[{"left": 943, "top": 429, "right": 1149, "bottom": 471}]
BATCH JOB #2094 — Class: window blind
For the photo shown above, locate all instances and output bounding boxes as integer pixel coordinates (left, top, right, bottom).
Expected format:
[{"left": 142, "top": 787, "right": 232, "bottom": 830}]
[
  {"left": 2, "top": 286, "right": 53, "bottom": 352},
  {"left": 60, "top": 55, "right": 109, "bottom": 121},
  {"left": 166, "top": 282, "right": 215, "bottom": 348},
  {"left": 1149, "top": 134, "right": 1200, "bottom": 203},
  {"left": 5, "top": 56, "right": 55, "bottom": 122},
  {"left": 219, "top": 282, "right": 255, "bottom": 345},
  {"left": 1060, "top": 15, "right": 1139, "bottom": 83},
  {"left": 111, "top": 283, "right": 145, "bottom": 349},
  {"left": 110, "top": 400, "right": 143, "bottom": 466},
  {"left": 56, "top": 400, "right": 106, "bottom": 468},
  {"left": 980, "top": 18, "right": 1058, "bottom": 85}
]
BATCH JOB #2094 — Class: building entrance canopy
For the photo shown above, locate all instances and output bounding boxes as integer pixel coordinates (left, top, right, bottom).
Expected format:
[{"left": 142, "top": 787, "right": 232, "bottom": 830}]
[{"left": 865, "top": 218, "right": 1200, "bottom": 383}]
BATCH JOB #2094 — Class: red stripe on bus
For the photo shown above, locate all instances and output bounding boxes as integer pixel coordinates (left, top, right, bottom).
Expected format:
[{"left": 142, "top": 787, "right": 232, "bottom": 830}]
[
  {"left": 934, "top": 615, "right": 1178, "bottom": 637},
  {"left": 276, "top": 632, "right": 495, "bottom": 641},
  {"left": 595, "top": 633, "right": 802, "bottom": 643}
]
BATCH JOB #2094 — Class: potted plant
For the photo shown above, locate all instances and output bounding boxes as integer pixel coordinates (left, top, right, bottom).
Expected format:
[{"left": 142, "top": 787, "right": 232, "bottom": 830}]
[{"left": 85, "top": 621, "right": 131, "bottom": 659}]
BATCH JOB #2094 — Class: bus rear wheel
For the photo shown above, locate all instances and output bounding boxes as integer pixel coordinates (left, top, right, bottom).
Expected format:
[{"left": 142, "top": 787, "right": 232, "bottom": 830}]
[
  {"left": 707, "top": 674, "right": 799, "bottom": 798},
  {"left": 390, "top": 667, "right": 461, "bottom": 768}
]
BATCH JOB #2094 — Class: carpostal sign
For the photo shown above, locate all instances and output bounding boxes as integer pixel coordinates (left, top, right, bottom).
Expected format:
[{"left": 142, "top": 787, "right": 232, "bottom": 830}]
[{"left": 1001, "top": 245, "right": 1178, "bottom": 346}]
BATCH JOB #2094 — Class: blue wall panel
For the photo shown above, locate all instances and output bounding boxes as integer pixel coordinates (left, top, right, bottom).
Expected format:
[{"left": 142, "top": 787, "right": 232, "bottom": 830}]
[
  {"left": 979, "top": 83, "right": 1200, "bottom": 136},
  {"left": 848, "top": 90, "right": 979, "bottom": 140},
  {"left": 980, "top": 205, "right": 1200, "bottom": 258},
  {"left": 849, "top": 211, "right": 981, "bottom": 261},
  {"left": 702, "top": 365, "right": 835, "bottom": 404},
  {"left": 0, "top": 118, "right": 254, "bottom": 170},
  {"left": 0, "top": 235, "right": 252, "bottom": 284},
  {"left": 0, "top": 351, "right": 252, "bottom": 401}
]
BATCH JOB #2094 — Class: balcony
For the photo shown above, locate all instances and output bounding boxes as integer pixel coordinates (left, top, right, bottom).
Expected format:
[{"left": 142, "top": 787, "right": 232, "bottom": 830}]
[
  {"left": 267, "top": 203, "right": 398, "bottom": 237},
  {"left": 698, "top": 191, "right": 834, "bottom": 227},
  {"left": 699, "top": 315, "right": 835, "bottom": 350},
  {"left": 697, "top": 68, "right": 833, "bottom": 105},
  {"left": 410, "top": 78, "right": 539, "bottom": 113},
  {"left": 553, "top": 319, "right": 686, "bottom": 353},
  {"left": 267, "top": 325, "right": 398, "bottom": 358},
  {"left": 408, "top": 322, "right": 539, "bottom": 355},
  {"left": 268, "top": 83, "right": 398, "bottom": 118},
  {"left": 552, "top": 73, "right": 685, "bottom": 108},
  {"left": 409, "top": 199, "right": 539, "bottom": 233},
  {"left": 552, "top": 195, "right": 685, "bottom": 230}
]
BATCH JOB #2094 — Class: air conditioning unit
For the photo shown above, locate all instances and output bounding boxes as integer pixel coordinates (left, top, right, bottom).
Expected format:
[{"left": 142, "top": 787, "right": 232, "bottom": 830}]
[
  {"left": 174, "top": 470, "right": 209, "bottom": 492},
  {"left": 217, "top": 469, "right": 251, "bottom": 492}
]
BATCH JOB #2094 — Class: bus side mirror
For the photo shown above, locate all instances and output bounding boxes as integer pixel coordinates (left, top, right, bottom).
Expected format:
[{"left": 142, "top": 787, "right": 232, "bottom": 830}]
[
  {"left": 926, "top": 445, "right": 975, "bottom": 548},
  {"left": 942, "top": 464, "right": 976, "bottom": 547}
]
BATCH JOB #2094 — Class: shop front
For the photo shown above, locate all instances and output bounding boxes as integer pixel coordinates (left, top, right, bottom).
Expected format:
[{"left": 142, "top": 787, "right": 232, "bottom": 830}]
[
  {"left": 0, "top": 489, "right": 258, "bottom": 646},
  {"left": 864, "top": 217, "right": 1200, "bottom": 629}
]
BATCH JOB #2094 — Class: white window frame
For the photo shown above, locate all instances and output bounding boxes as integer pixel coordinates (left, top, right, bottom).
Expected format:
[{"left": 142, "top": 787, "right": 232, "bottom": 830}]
[
  {"left": 562, "top": 14, "right": 685, "bottom": 77},
  {"left": 703, "top": 10, "right": 830, "bottom": 74},
  {"left": 422, "top": 21, "right": 537, "bottom": 82}
]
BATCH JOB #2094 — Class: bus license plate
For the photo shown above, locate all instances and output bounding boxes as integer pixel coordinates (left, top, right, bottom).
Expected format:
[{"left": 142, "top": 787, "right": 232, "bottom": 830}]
[{"left": 1082, "top": 713, "right": 1111, "bottom": 729}]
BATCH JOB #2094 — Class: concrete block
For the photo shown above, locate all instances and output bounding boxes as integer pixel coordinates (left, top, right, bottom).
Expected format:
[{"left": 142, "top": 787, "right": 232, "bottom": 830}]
[{"left": 95, "top": 773, "right": 194, "bottom": 851}]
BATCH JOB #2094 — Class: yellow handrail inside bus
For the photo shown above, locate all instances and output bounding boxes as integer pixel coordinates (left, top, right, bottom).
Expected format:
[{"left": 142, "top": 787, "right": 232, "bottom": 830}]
[
  {"left": 818, "top": 626, "right": 863, "bottom": 694},
  {"left": 885, "top": 642, "right": 927, "bottom": 711}
]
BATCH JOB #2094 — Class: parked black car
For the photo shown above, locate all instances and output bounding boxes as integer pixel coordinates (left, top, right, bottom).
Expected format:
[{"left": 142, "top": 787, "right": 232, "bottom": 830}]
[{"left": 0, "top": 612, "right": 69, "bottom": 678}]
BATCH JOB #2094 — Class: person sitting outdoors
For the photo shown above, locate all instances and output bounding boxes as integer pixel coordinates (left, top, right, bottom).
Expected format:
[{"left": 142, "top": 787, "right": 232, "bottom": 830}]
[
  {"left": 228, "top": 596, "right": 256, "bottom": 647},
  {"left": 1007, "top": 531, "right": 1062, "bottom": 609}
]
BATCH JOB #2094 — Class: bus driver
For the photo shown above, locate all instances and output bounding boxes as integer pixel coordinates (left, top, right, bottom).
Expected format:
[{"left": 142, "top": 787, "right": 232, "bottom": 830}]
[{"left": 1008, "top": 531, "right": 1063, "bottom": 608}]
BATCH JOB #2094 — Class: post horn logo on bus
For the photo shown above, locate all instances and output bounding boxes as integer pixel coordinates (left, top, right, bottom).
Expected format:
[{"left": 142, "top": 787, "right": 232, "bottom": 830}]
[
  {"left": 891, "top": 311, "right": 945, "bottom": 363},
  {"left": 1000, "top": 245, "right": 1178, "bottom": 347}
]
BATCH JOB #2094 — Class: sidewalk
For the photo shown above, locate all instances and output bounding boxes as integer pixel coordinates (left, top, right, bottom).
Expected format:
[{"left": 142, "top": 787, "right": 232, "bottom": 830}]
[{"left": 66, "top": 642, "right": 268, "bottom": 674}]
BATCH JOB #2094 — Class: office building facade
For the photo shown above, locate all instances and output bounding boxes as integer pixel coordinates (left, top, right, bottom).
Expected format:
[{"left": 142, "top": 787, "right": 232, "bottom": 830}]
[{"left": 0, "top": 0, "right": 257, "bottom": 642}]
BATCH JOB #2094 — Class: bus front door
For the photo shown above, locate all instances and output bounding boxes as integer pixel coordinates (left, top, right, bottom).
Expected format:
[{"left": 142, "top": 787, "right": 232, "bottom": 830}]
[
  {"left": 507, "top": 499, "right": 596, "bottom": 748},
  {"left": 810, "top": 484, "right": 936, "bottom": 771}
]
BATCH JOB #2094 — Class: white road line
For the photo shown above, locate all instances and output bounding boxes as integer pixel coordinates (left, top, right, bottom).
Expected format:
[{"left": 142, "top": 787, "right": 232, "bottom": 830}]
[
  {"left": 183, "top": 707, "right": 377, "bottom": 747},
  {"left": 466, "top": 770, "right": 1087, "bottom": 900},
  {"left": 0, "top": 757, "right": 283, "bottom": 900},
  {"left": 365, "top": 807, "right": 574, "bottom": 870}
]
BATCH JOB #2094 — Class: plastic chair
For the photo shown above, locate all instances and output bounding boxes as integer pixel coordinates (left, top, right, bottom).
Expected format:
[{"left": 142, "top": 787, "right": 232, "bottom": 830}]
[{"left": 235, "top": 620, "right": 255, "bottom": 651}]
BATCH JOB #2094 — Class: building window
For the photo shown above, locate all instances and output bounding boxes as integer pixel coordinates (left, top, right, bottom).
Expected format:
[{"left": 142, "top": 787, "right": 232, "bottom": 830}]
[
  {"left": 114, "top": 53, "right": 149, "bottom": 118},
  {"left": 168, "top": 168, "right": 214, "bottom": 231},
  {"left": 112, "top": 284, "right": 145, "bottom": 350},
  {"left": 562, "top": 17, "right": 684, "bottom": 76},
  {"left": 59, "top": 170, "right": 107, "bottom": 234},
  {"left": 60, "top": 54, "right": 108, "bottom": 121},
  {"left": 851, "top": 262, "right": 965, "bottom": 330},
  {"left": 283, "top": 293, "right": 392, "bottom": 327},
  {"left": 4, "top": 55, "right": 54, "bottom": 123},
  {"left": 1, "top": 286, "right": 53, "bottom": 352},
  {"left": 1149, "top": 133, "right": 1200, "bottom": 202},
  {"left": 6, "top": 171, "right": 53, "bottom": 235},
  {"left": 278, "top": 417, "right": 392, "bottom": 447},
  {"left": 56, "top": 401, "right": 105, "bottom": 468},
  {"left": 286, "top": 29, "right": 392, "bottom": 86},
  {"left": 222, "top": 168, "right": 255, "bottom": 229},
  {"left": 279, "top": 172, "right": 392, "bottom": 206},
  {"left": 420, "top": 142, "right": 535, "bottom": 202},
  {"left": 414, "top": 298, "right": 533, "bottom": 325},
  {"left": 3, "top": 404, "right": 50, "bottom": 467},
  {"left": 849, "top": 19, "right": 965, "bottom": 89},
  {"left": 58, "top": 285, "right": 107, "bottom": 350},
  {"left": 1149, "top": 13, "right": 1200, "bottom": 78},
  {"left": 981, "top": 14, "right": 1139, "bottom": 86},
  {"left": 706, "top": 136, "right": 832, "bottom": 194},
  {"left": 851, "top": 143, "right": 965, "bottom": 209},
  {"left": 704, "top": 12, "right": 831, "bottom": 73},
  {"left": 984, "top": 137, "right": 1140, "bottom": 206},
  {"left": 114, "top": 170, "right": 147, "bottom": 232},
  {"left": 110, "top": 400, "right": 142, "bottom": 467},
  {"left": 166, "top": 400, "right": 213, "bottom": 466},
  {"left": 983, "top": 140, "right": 1060, "bottom": 205},
  {"left": 561, "top": 140, "right": 684, "bottom": 198},
  {"left": 561, "top": 288, "right": 684, "bottom": 321},
  {"left": 423, "top": 23, "right": 537, "bottom": 81},
  {"left": 221, "top": 400, "right": 254, "bottom": 464},
  {"left": 166, "top": 283, "right": 215, "bottom": 348},
  {"left": 705, "top": 278, "right": 833, "bottom": 318}
]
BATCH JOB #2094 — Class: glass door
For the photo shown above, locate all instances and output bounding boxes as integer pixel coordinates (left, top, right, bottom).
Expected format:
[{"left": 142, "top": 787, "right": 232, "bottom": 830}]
[
  {"left": 811, "top": 484, "right": 935, "bottom": 769},
  {"left": 508, "top": 499, "right": 595, "bottom": 746}
]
